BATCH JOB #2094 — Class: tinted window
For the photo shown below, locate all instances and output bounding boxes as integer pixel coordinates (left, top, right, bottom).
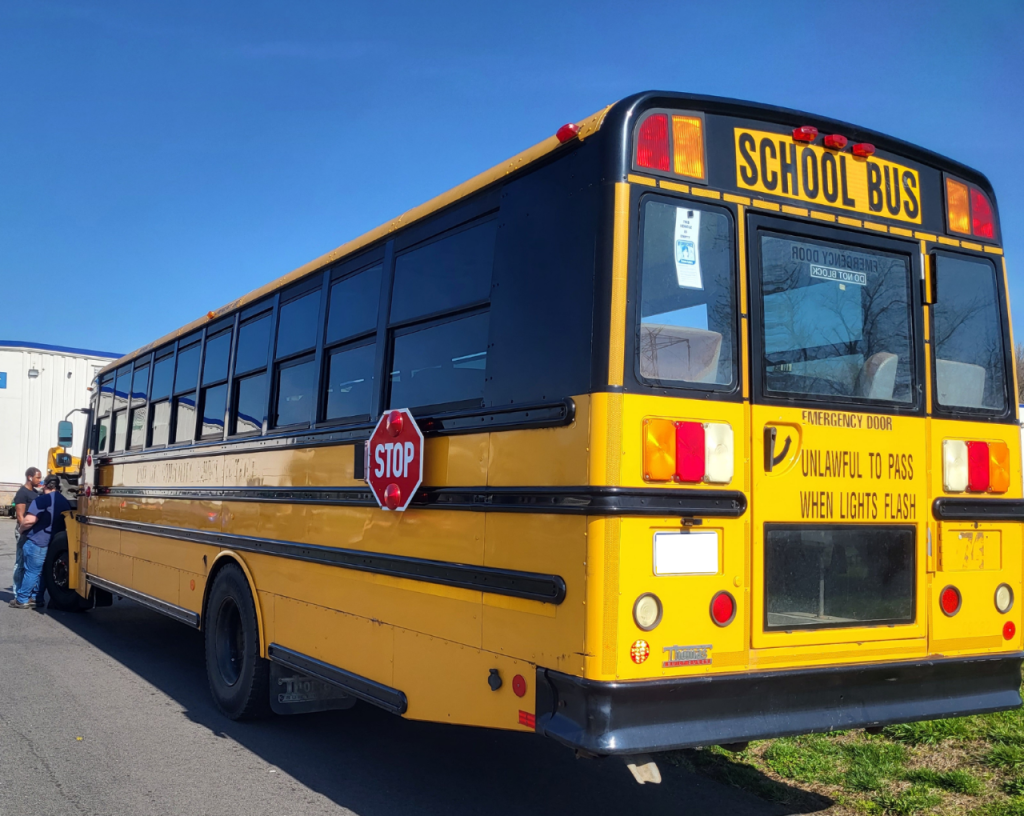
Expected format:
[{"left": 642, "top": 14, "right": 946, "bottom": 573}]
[
  {"left": 200, "top": 384, "right": 227, "bottom": 438},
  {"left": 114, "top": 366, "right": 131, "bottom": 411},
  {"left": 933, "top": 255, "right": 1008, "bottom": 412},
  {"left": 174, "top": 394, "right": 196, "bottom": 443},
  {"left": 130, "top": 406, "right": 147, "bottom": 449},
  {"left": 203, "top": 330, "right": 232, "bottom": 384},
  {"left": 390, "top": 312, "right": 488, "bottom": 409},
  {"left": 639, "top": 201, "right": 736, "bottom": 387},
  {"left": 234, "top": 373, "right": 266, "bottom": 435},
  {"left": 326, "top": 266, "right": 382, "bottom": 343},
  {"left": 277, "top": 292, "right": 320, "bottom": 359},
  {"left": 131, "top": 364, "right": 149, "bottom": 407},
  {"left": 175, "top": 343, "right": 201, "bottom": 393},
  {"left": 99, "top": 376, "right": 114, "bottom": 416},
  {"left": 274, "top": 359, "right": 316, "bottom": 427},
  {"left": 391, "top": 220, "right": 496, "bottom": 323},
  {"left": 151, "top": 354, "right": 174, "bottom": 400},
  {"left": 236, "top": 313, "right": 271, "bottom": 375},
  {"left": 113, "top": 409, "right": 128, "bottom": 451},
  {"left": 98, "top": 416, "right": 110, "bottom": 452},
  {"left": 150, "top": 401, "right": 171, "bottom": 446},
  {"left": 759, "top": 235, "right": 914, "bottom": 404},
  {"left": 325, "top": 344, "right": 375, "bottom": 421}
]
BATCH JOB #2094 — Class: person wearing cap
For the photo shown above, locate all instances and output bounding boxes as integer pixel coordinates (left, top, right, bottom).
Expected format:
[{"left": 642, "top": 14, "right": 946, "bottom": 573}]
[{"left": 10, "top": 475, "right": 71, "bottom": 610}]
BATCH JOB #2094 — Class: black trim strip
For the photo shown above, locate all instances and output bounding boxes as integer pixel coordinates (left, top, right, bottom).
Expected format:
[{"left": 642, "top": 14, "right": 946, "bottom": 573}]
[
  {"left": 94, "top": 485, "right": 748, "bottom": 517},
  {"left": 86, "top": 573, "right": 200, "bottom": 628},
  {"left": 268, "top": 643, "right": 407, "bottom": 715},
  {"left": 94, "top": 399, "right": 576, "bottom": 466},
  {"left": 78, "top": 515, "right": 566, "bottom": 604},
  {"left": 933, "top": 497, "right": 1024, "bottom": 522}
]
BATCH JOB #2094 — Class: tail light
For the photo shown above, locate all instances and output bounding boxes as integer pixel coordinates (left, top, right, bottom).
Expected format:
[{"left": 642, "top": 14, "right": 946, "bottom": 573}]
[
  {"left": 946, "top": 176, "right": 997, "bottom": 240},
  {"left": 710, "top": 591, "right": 736, "bottom": 626},
  {"left": 1004, "top": 622, "right": 1016, "bottom": 641},
  {"left": 940, "top": 585, "right": 962, "bottom": 616},
  {"left": 636, "top": 114, "right": 670, "bottom": 172},
  {"left": 643, "top": 419, "right": 734, "bottom": 485},
  {"left": 634, "top": 111, "right": 706, "bottom": 181},
  {"left": 943, "top": 439, "right": 1009, "bottom": 494}
]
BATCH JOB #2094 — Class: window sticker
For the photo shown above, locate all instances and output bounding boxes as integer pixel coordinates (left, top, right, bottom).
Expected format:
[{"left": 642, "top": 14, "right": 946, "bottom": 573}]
[{"left": 674, "top": 207, "right": 703, "bottom": 289}]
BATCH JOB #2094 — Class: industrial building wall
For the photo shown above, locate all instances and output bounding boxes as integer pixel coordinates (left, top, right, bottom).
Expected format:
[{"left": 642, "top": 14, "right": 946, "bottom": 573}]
[{"left": 0, "top": 347, "right": 113, "bottom": 489}]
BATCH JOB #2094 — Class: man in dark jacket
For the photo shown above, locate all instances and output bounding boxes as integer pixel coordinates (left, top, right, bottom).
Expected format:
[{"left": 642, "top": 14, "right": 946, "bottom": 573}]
[{"left": 10, "top": 475, "right": 70, "bottom": 609}]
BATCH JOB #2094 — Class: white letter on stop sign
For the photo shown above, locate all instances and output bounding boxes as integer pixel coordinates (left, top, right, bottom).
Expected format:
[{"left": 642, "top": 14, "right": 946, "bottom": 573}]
[{"left": 404, "top": 442, "right": 415, "bottom": 477}]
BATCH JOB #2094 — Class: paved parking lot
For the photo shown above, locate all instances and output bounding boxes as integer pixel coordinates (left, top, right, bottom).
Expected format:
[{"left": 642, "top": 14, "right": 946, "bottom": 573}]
[{"left": 0, "top": 517, "right": 808, "bottom": 816}]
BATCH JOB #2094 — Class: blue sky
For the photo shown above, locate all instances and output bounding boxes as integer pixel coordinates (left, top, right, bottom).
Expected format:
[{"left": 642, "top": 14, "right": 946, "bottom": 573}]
[{"left": 2, "top": 0, "right": 1022, "bottom": 355}]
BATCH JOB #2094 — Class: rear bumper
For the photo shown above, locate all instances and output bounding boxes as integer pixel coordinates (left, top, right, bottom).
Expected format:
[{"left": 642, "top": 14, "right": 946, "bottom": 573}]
[{"left": 535, "top": 653, "right": 1023, "bottom": 756}]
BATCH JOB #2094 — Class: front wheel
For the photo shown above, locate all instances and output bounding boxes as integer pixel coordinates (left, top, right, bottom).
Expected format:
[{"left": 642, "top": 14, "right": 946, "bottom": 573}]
[
  {"left": 204, "top": 563, "right": 270, "bottom": 719},
  {"left": 44, "top": 533, "right": 90, "bottom": 612}
]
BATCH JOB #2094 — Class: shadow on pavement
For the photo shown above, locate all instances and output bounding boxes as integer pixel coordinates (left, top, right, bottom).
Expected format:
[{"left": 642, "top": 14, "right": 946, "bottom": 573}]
[{"left": 48, "top": 599, "right": 831, "bottom": 816}]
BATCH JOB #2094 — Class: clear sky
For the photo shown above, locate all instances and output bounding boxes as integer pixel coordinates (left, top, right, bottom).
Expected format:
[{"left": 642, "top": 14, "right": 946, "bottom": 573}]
[{"left": 2, "top": 0, "right": 1022, "bottom": 356}]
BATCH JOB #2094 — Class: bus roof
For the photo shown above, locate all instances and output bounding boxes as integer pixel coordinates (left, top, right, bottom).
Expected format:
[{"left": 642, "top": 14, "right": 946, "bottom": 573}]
[{"left": 99, "top": 91, "right": 996, "bottom": 377}]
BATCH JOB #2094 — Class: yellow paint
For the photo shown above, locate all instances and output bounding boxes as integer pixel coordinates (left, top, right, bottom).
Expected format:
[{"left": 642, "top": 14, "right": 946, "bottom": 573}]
[
  {"left": 961, "top": 240, "right": 983, "bottom": 252},
  {"left": 752, "top": 199, "right": 780, "bottom": 212},
  {"left": 890, "top": 226, "right": 913, "bottom": 237},
  {"left": 627, "top": 173, "right": 656, "bottom": 187},
  {"left": 838, "top": 216, "right": 862, "bottom": 227},
  {"left": 938, "top": 236, "right": 960, "bottom": 246},
  {"left": 723, "top": 193, "right": 750, "bottom": 205},
  {"left": 688, "top": 187, "right": 721, "bottom": 200},
  {"left": 607, "top": 183, "right": 630, "bottom": 387},
  {"left": 809, "top": 210, "right": 836, "bottom": 222},
  {"left": 863, "top": 221, "right": 888, "bottom": 233},
  {"left": 781, "top": 205, "right": 808, "bottom": 217},
  {"left": 734, "top": 128, "right": 922, "bottom": 223},
  {"left": 985, "top": 245, "right": 1004, "bottom": 255},
  {"left": 659, "top": 179, "right": 690, "bottom": 193},
  {"left": 915, "top": 231, "right": 937, "bottom": 242},
  {"left": 1004, "top": 258, "right": 1018, "bottom": 417}
]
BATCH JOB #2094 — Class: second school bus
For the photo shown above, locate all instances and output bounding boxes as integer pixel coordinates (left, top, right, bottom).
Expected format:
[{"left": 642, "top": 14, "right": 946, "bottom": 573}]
[{"left": 62, "top": 91, "right": 1022, "bottom": 770}]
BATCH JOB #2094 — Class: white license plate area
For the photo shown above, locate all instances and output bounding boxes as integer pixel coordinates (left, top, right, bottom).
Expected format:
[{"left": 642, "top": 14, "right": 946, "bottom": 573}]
[{"left": 653, "top": 531, "right": 720, "bottom": 575}]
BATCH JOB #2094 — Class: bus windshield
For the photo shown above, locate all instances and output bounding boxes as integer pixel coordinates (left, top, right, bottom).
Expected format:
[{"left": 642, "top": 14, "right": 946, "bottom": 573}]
[{"left": 759, "top": 234, "right": 915, "bottom": 405}]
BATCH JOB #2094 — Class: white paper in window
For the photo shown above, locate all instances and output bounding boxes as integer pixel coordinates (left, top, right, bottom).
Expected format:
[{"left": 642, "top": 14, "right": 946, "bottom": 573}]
[{"left": 674, "top": 207, "right": 703, "bottom": 289}]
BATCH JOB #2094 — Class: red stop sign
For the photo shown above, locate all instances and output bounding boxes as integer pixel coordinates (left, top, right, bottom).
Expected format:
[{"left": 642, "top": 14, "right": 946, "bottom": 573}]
[{"left": 367, "top": 408, "right": 424, "bottom": 511}]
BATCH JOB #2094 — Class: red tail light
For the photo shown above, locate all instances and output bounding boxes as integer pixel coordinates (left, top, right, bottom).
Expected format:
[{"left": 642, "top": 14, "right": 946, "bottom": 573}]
[
  {"left": 86, "top": 455, "right": 92, "bottom": 467},
  {"left": 1004, "top": 621, "right": 1016, "bottom": 641},
  {"left": 971, "top": 188, "right": 995, "bottom": 239},
  {"left": 823, "top": 134, "right": 847, "bottom": 150},
  {"left": 967, "top": 441, "right": 990, "bottom": 492},
  {"left": 710, "top": 591, "right": 736, "bottom": 626},
  {"left": 940, "top": 586, "right": 962, "bottom": 616},
  {"left": 852, "top": 143, "right": 875, "bottom": 157},
  {"left": 636, "top": 114, "right": 670, "bottom": 171},
  {"left": 84, "top": 485, "right": 92, "bottom": 497},
  {"left": 518, "top": 710, "right": 536, "bottom": 729},
  {"left": 792, "top": 126, "right": 818, "bottom": 142},
  {"left": 675, "top": 422, "right": 705, "bottom": 482}
]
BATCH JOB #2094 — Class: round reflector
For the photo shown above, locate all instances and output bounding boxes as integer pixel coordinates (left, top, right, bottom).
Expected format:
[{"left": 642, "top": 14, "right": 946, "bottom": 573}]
[
  {"left": 996, "top": 584, "right": 1014, "bottom": 614},
  {"left": 512, "top": 674, "right": 527, "bottom": 698},
  {"left": 1004, "top": 621, "right": 1016, "bottom": 641},
  {"left": 633, "top": 593, "right": 662, "bottom": 631},
  {"left": 940, "top": 585, "right": 962, "bottom": 616},
  {"left": 710, "top": 591, "right": 736, "bottom": 627}
]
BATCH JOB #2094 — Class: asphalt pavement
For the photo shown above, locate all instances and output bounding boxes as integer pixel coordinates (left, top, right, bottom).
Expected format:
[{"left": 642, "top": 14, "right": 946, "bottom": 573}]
[{"left": 0, "top": 517, "right": 817, "bottom": 816}]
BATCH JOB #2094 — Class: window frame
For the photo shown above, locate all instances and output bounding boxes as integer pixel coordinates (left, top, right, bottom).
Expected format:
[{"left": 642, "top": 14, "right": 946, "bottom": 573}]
[
  {"left": 929, "top": 248, "right": 1015, "bottom": 422},
  {"left": 269, "top": 278, "right": 327, "bottom": 431},
  {"left": 197, "top": 321, "right": 235, "bottom": 441},
  {"left": 169, "top": 333, "right": 202, "bottom": 446},
  {"left": 128, "top": 354, "right": 152, "bottom": 450},
  {"left": 110, "top": 362, "right": 134, "bottom": 453},
  {"left": 146, "top": 345, "right": 177, "bottom": 448},
  {"left": 229, "top": 299, "right": 277, "bottom": 437},
  {"left": 632, "top": 192, "right": 741, "bottom": 396},
  {"left": 747, "top": 213, "right": 926, "bottom": 417}
]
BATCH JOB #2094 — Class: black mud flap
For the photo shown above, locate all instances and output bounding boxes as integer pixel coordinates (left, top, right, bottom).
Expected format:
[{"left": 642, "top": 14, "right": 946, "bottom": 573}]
[{"left": 269, "top": 662, "right": 357, "bottom": 716}]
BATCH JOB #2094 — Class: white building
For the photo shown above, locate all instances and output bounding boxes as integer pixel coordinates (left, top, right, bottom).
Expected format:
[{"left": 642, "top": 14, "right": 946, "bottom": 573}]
[{"left": 0, "top": 340, "right": 121, "bottom": 497}]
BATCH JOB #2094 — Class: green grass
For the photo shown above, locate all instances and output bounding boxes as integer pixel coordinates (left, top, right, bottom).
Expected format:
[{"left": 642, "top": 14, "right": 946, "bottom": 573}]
[
  {"left": 988, "top": 745, "right": 1024, "bottom": 771},
  {"left": 870, "top": 785, "right": 943, "bottom": 814},
  {"left": 904, "top": 768, "right": 983, "bottom": 795},
  {"left": 884, "top": 718, "right": 977, "bottom": 745}
]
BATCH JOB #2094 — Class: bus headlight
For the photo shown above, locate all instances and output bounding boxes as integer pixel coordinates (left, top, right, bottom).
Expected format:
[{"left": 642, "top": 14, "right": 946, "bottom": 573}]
[
  {"left": 633, "top": 593, "right": 663, "bottom": 631},
  {"left": 995, "top": 584, "right": 1014, "bottom": 614}
]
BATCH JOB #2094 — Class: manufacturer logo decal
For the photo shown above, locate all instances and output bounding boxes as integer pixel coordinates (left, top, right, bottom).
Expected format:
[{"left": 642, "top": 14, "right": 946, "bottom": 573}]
[
  {"left": 630, "top": 640, "right": 650, "bottom": 664},
  {"left": 663, "top": 644, "right": 712, "bottom": 668}
]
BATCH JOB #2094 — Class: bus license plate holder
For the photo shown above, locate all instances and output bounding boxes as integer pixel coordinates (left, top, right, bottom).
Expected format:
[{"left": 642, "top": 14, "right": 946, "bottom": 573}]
[{"left": 269, "top": 662, "right": 357, "bottom": 715}]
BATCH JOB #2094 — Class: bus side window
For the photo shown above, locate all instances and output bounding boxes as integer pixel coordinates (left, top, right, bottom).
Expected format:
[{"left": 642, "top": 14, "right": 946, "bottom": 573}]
[
  {"left": 387, "top": 218, "right": 495, "bottom": 412},
  {"left": 199, "top": 326, "right": 232, "bottom": 439},
  {"left": 323, "top": 264, "right": 381, "bottom": 423},
  {"left": 129, "top": 356, "right": 151, "bottom": 449},
  {"left": 96, "top": 373, "right": 114, "bottom": 453},
  {"left": 231, "top": 309, "right": 272, "bottom": 435},
  {"left": 111, "top": 364, "right": 132, "bottom": 452},
  {"left": 272, "top": 287, "right": 321, "bottom": 428},
  {"left": 172, "top": 336, "right": 201, "bottom": 444},
  {"left": 148, "top": 348, "right": 175, "bottom": 446}
]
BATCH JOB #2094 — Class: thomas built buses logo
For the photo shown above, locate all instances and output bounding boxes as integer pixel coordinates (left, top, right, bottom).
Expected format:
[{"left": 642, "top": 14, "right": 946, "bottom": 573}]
[{"left": 662, "top": 644, "right": 712, "bottom": 668}]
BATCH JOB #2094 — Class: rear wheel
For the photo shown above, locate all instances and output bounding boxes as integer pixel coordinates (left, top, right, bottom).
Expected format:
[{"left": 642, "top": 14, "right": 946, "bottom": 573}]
[
  {"left": 204, "top": 563, "right": 269, "bottom": 719},
  {"left": 44, "top": 532, "right": 90, "bottom": 612}
]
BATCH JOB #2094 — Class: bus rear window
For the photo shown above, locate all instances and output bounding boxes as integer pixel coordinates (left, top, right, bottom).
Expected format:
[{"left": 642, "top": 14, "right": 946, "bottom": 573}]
[
  {"left": 638, "top": 199, "right": 736, "bottom": 389},
  {"left": 932, "top": 254, "right": 1008, "bottom": 413},
  {"left": 759, "top": 236, "right": 914, "bottom": 405}
]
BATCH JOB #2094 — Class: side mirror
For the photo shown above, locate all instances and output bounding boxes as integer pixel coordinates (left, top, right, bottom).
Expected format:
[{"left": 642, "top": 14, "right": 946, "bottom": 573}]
[
  {"left": 57, "top": 420, "right": 74, "bottom": 448},
  {"left": 55, "top": 453, "right": 73, "bottom": 468}
]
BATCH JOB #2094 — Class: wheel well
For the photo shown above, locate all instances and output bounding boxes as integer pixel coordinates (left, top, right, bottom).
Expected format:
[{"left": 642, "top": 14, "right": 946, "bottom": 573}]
[{"left": 201, "top": 552, "right": 267, "bottom": 658}]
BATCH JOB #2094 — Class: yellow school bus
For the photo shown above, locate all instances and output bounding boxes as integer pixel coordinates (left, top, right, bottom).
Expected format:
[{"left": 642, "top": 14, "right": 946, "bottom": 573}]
[{"left": 64, "top": 91, "right": 1022, "bottom": 778}]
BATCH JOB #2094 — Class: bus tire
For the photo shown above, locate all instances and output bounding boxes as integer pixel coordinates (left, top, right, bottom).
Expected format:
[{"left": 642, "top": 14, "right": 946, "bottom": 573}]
[
  {"left": 204, "top": 563, "right": 270, "bottom": 720},
  {"left": 43, "top": 532, "right": 89, "bottom": 612}
]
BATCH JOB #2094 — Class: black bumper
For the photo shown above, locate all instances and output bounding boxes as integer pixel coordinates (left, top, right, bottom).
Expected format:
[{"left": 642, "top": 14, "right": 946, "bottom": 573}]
[{"left": 535, "top": 653, "right": 1024, "bottom": 756}]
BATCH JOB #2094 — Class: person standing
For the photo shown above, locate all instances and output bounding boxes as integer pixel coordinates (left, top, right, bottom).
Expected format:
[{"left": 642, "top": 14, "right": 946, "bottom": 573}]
[
  {"left": 10, "top": 475, "right": 70, "bottom": 610},
  {"left": 11, "top": 467, "right": 41, "bottom": 592}
]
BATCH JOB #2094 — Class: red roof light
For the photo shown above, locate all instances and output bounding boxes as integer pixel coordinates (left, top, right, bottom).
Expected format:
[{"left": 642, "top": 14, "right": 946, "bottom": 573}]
[
  {"left": 792, "top": 126, "right": 818, "bottom": 142},
  {"left": 852, "top": 143, "right": 875, "bottom": 158},
  {"left": 555, "top": 123, "right": 579, "bottom": 144},
  {"left": 823, "top": 134, "right": 848, "bottom": 150}
]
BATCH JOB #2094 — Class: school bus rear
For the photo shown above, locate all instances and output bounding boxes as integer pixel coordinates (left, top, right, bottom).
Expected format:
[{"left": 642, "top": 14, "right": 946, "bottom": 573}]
[{"left": 537, "top": 94, "right": 1022, "bottom": 756}]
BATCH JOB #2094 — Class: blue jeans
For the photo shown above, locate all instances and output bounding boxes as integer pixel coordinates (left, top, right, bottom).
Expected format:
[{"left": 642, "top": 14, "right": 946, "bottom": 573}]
[
  {"left": 12, "top": 533, "right": 26, "bottom": 591},
  {"left": 16, "top": 540, "right": 46, "bottom": 605}
]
